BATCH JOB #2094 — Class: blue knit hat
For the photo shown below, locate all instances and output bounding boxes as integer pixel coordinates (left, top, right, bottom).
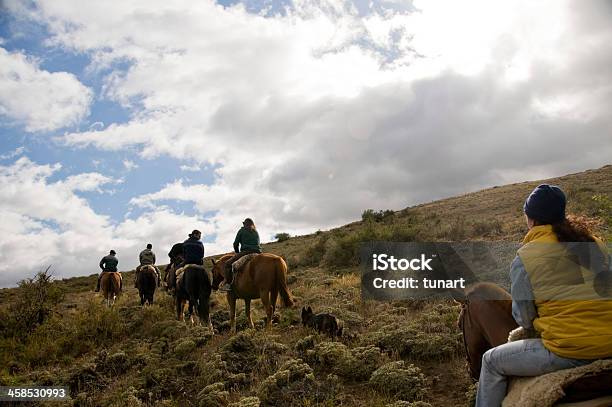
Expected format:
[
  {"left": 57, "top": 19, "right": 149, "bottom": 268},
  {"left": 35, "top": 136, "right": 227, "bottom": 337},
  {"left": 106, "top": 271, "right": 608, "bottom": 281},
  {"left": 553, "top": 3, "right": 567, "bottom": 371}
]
[{"left": 523, "top": 184, "right": 566, "bottom": 224}]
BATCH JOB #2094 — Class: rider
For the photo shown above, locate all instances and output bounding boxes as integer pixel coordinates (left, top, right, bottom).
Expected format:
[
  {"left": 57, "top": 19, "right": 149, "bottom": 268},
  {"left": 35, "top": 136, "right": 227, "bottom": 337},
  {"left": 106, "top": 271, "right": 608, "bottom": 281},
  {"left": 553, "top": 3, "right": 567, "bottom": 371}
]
[
  {"left": 135, "top": 243, "right": 160, "bottom": 288},
  {"left": 168, "top": 241, "right": 184, "bottom": 266},
  {"left": 476, "top": 184, "right": 612, "bottom": 406},
  {"left": 182, "top": 230, "right": 205, "bottom": 266},
  {"left": 220, "top": 218, "right": 262, "bottom": 292},
  {"left": 95, "top": 250, "right": 120, "bottom": 292}
]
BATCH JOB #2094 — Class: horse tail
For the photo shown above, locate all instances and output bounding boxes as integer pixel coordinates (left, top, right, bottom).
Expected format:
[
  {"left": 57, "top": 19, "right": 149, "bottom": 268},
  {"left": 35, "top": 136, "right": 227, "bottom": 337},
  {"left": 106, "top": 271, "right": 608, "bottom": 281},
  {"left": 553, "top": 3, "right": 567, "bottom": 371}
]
[
  {"left": 113, "top": 273, "right": 121, "bottom": 295},
  {"left": 275, "top": 257, "right": 294, "bottom": 307}
]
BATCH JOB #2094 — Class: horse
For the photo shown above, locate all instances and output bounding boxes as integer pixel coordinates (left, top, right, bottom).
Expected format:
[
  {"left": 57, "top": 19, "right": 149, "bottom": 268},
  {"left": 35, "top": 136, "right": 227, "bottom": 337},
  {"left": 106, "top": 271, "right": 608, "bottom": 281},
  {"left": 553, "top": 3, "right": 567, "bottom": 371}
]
[
  {"left": 165, "top": 254, "right": 184, "bottom": 294},
  {"left": 175, "top": 264, "right": 213, "bottom": 331},
  {"left": 455, "top": 282, "right": 518, "bottom": 380},
  {"left": 211, "top": 253, "right": 294, "bottom": 334},
  {"left": 100, "top": 272, "right": 122, "bottom": 307},
  {"left": 137, "top": 265, "right": 157, "bottom": 306}
]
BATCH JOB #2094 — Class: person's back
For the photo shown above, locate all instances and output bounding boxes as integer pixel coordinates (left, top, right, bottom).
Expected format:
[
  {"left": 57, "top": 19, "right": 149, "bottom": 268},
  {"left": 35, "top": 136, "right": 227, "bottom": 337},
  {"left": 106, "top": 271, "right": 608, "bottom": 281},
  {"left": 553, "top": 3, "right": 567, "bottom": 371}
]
[
  {"left": 136, "top": 244, "right": 160, "bottom": 288},
  {"left": 168, "top": 242, "right": 184, "bottom": 263},
  {"left": 234, "top": 226, "right": 261, "bottom": 253},
  {"left": 96, "top": 250, "right": 119, "bottom": 292},
  {"left": 100, "top": 253, "right": 118, "bottom": 272},
  {"left": 183, "top": 230, "right": 204, "bottom": 265},
  {"left": 139, "top": 248, "right": 156, "bottom": 265}
]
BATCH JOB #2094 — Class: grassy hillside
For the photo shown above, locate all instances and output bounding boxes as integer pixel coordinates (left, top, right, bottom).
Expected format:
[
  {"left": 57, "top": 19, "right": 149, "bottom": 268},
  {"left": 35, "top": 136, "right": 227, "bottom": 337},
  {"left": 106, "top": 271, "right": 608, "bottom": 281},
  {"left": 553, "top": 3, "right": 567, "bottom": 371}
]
[{"left": 0, "top": 165, "right": 610, "bottom": 407}]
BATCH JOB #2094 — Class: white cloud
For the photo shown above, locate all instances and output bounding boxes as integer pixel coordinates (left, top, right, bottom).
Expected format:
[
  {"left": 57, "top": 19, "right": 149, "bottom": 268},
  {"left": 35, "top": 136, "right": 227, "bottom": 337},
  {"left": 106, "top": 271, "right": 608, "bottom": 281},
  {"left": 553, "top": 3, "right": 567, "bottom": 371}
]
[
  {"left": 180, "top": 164, "right": 201, "bottom": 172},
  {"left": 0, "top": 156, "right": 213, "bottom": 287},
  {"left": 0, "top": 146, "right": 25, "bottom": 160},
  {"left": 0, "top": 47, "right": 92, "bottom": 132},
  {"left": 123, "top": 159, "right": 138, "bottom": 171}
]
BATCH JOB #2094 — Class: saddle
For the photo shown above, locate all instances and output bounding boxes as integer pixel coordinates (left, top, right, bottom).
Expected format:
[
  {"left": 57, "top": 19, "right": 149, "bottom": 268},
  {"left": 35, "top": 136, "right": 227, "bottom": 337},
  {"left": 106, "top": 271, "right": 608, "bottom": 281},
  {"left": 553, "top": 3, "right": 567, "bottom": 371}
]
[{"left": 228, "top": 253, "right": 259, "bottom": 284}]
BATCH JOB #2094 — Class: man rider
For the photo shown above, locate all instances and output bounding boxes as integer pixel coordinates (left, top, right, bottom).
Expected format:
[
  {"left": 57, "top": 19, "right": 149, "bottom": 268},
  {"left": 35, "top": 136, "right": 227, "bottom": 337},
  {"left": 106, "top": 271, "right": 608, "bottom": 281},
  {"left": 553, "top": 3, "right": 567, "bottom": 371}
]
[
  {"left": 96, "top": 250, "right": 120, "bottom": 292},
  {"left": 182, "top": 230, "right": 205, "bottom": 266},
  {"left": 220, "top": 218, "right": 262, "bottom": 292},
  {"left": 135, "top": 243, "right": 160, "bottom": 288}
]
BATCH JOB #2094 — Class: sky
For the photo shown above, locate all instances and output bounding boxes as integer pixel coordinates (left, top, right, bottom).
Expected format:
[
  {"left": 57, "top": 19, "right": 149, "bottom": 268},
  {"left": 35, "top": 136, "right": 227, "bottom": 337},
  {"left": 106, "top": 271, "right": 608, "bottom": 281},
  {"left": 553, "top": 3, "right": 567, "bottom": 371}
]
[{"left": 0, "top": 0, "right": 611, "bottom": 287}]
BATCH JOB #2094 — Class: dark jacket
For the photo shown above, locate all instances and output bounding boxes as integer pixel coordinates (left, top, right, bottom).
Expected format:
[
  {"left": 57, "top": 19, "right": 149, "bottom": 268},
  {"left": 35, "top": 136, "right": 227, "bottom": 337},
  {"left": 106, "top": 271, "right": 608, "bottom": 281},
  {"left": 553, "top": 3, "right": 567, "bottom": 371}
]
[
  {"left": 183, "top": 237, "right": 204, "bottom": 265},
  {"left": 168, "top": 242, "right": 184, "bottom": 262},
  {"left": 99, "top": 254, "right": 118, "bottom": 272},
  {"left": 139, "top": 248, "right": 156, "bottom": 265},
  {"left": 233, "top": 227, "right": 261, "bottom": 253}
]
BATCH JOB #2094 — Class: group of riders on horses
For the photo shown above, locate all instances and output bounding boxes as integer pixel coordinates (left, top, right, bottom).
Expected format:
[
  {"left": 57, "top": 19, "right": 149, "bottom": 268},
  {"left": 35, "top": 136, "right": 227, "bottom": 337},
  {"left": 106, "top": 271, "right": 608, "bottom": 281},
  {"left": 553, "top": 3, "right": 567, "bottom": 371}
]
[
  {"left": 95, "top": 217, "right": 261, "bottom": 294},
  {"left": 92, "top": 187, "right": 611, "bottom": 406}
]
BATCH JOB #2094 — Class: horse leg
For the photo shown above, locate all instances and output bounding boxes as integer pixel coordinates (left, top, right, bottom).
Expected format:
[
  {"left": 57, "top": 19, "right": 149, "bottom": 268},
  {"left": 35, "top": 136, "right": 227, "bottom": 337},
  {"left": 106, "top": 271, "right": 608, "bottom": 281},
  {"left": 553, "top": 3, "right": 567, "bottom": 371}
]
[
  {"left": 245, "top": 299, "right": 254, "bottom": 329},
  {"left": 270, "top": 287, "right": 278, "bottom": 317},
  {"left": 228, "top": 293, "right": 237, "bottom": 334},
  {"left": 260, "top": 289, "right": 273, "bottom": 330},
  {"left": 177, "top": 299, "right": 185, "bottom": 321}
]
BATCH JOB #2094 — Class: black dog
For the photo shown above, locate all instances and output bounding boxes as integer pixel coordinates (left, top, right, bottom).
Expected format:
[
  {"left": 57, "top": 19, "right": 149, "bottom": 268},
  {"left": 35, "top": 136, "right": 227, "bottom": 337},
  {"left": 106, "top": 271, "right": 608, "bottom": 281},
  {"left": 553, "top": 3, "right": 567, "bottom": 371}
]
[{"left": 301, "top": 306, "right": 343, "bottom": 338}]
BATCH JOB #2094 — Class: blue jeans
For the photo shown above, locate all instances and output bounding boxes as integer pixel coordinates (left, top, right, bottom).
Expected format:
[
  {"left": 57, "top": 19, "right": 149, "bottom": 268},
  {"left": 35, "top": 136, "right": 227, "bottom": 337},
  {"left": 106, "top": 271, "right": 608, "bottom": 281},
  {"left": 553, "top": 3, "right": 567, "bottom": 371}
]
[{"left": 476, "top": 339, "right": 591, "bottom": 407}]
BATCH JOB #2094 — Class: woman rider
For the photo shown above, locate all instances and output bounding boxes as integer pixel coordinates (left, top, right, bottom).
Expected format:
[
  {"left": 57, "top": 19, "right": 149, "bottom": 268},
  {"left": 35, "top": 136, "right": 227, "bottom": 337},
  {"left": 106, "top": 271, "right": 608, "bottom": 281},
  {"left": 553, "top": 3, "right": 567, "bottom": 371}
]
[
  {"left": 476, "top": 184, "right": 612, "bottom": 406},
  {"left": 220, "top": 218, "right": 262, "bottom": 292}
]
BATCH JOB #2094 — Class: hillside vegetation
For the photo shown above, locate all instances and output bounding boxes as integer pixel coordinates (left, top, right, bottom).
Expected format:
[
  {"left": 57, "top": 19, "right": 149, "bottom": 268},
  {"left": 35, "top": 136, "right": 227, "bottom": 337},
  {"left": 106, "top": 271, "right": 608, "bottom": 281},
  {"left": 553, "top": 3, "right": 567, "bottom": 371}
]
[{"left": 0, "top": 165, "right": 610, "bottom": 407}]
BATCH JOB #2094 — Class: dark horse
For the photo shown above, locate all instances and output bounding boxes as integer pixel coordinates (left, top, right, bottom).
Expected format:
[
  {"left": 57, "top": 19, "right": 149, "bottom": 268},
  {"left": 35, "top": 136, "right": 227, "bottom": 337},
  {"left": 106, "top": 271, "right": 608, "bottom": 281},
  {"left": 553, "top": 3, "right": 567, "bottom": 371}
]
[
  {"left": 175, "top": 265, "right": 213, "bottom": 330},
  {"left": 211, "top": 253, "right": 294, "bottom": 333},
  {"left": 456, "top": 282, "right": 518, "bottom": 380},
  {"left": 137, "top": 265, "right": 157, "bottom": 306}
]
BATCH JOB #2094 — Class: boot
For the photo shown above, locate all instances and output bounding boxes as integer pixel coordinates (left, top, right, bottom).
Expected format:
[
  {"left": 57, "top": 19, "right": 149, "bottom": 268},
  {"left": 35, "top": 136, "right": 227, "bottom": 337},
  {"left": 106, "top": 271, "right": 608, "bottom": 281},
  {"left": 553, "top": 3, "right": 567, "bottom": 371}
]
[{"left": 95, "top": 277, "right": 101, "bottom": 292}]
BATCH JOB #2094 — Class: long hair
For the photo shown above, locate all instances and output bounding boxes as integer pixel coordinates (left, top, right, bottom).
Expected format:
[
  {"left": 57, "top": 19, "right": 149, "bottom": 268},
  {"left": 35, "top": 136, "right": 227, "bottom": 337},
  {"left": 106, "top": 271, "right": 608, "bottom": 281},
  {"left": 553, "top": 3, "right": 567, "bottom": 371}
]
[
  {"left": 244, "top": 218, "right": 256, "bottom": 231},
  {"left": 551, "top": 214, "right": 596, "bottom": 242}
]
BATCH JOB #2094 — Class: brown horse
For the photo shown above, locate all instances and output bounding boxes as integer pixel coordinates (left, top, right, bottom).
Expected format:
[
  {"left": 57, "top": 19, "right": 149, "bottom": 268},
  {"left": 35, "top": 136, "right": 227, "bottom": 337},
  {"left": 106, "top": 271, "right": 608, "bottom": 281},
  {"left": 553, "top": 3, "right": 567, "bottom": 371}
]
[
  {"left": 100, "top": 272, "right": 122, "bottom": 307},
  {"left": 456, "top": 282, "right": 518, "bottom": 380},
  {"left": 165, "top": 254, "right": 184, "bottom": 294},
  {"left": 211, "top": 253, "right": 294, "bottom": 333},
  {"left": 137, "top": 265, "right": 157, "bottom": 306}
]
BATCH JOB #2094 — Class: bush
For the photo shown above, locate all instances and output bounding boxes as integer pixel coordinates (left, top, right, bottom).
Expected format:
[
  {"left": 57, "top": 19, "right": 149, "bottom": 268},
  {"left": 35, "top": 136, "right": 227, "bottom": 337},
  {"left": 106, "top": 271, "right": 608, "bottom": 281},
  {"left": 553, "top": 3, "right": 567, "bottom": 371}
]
[
  {"left": 197, "top": 382, "right": 229, "bottom": 407},
  {"left": 362, "top": 209, "right": 395, "bottom": 223},
  {"left": 386, "top": 402, "right": 432, "bottom": 407},
  {"left": 230, "top": 397, "right": 261, "bottom": 407},
  {"left": 275, "top": 233, "right": 291, "bottom": 242},
  {"left": 369, "top": 361, "right": 428, "bottom": 401},
  {"left": 4, "top": 267, "right": 64, "bottom": 339},
  {"left": 361, "top": 303, "right": 462, "bottom": 361},
  {"left": 257, "top": 359, "right": 316, "bottom": 406},
  {"left": 306, "top": 341, "right": 383, "bottom": 382}
]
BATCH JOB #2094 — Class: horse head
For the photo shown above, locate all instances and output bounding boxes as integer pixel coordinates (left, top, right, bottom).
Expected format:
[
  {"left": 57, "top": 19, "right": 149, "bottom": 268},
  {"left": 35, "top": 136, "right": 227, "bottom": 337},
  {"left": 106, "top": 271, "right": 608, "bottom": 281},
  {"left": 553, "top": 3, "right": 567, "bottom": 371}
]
[{"left": 210, "top": 255, "right": 230, "bottom": 290}]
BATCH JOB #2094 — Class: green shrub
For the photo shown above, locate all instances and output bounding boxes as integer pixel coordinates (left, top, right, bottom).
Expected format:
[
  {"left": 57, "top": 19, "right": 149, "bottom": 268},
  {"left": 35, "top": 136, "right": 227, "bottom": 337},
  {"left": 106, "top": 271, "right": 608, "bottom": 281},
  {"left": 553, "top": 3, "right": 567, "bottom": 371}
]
[
  {"left": 362, "top": 209, "right": 395, "bottom": 223},
  {"left": 198, "top": 382, "right": 229, "bottom": 407},
  {"left": 173, "top": 339, "right": 196, "bottom": 358},
  {"left": 257, "top": 359, "right": 316, "bottom": 406},
  {"left": 369, "top": 361, "right": 428, "bottom": 401},
  {"left": 275, "top": 233, "right": 291, "bottom": 242},
  {"left": 361, "top": 304, "right": 461, "bottom": 361},
  {"left": 3, "top": 267, "right": 64, "bottom": 339},
  {"left": 386, "top": 402, "right": 432, "bottom": 407},
  {"left": 305, "top": 341, "right": 383, "bottom": 382},
  {"left": 230, "top": 396, "right": 261, "bottom": 407}
]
